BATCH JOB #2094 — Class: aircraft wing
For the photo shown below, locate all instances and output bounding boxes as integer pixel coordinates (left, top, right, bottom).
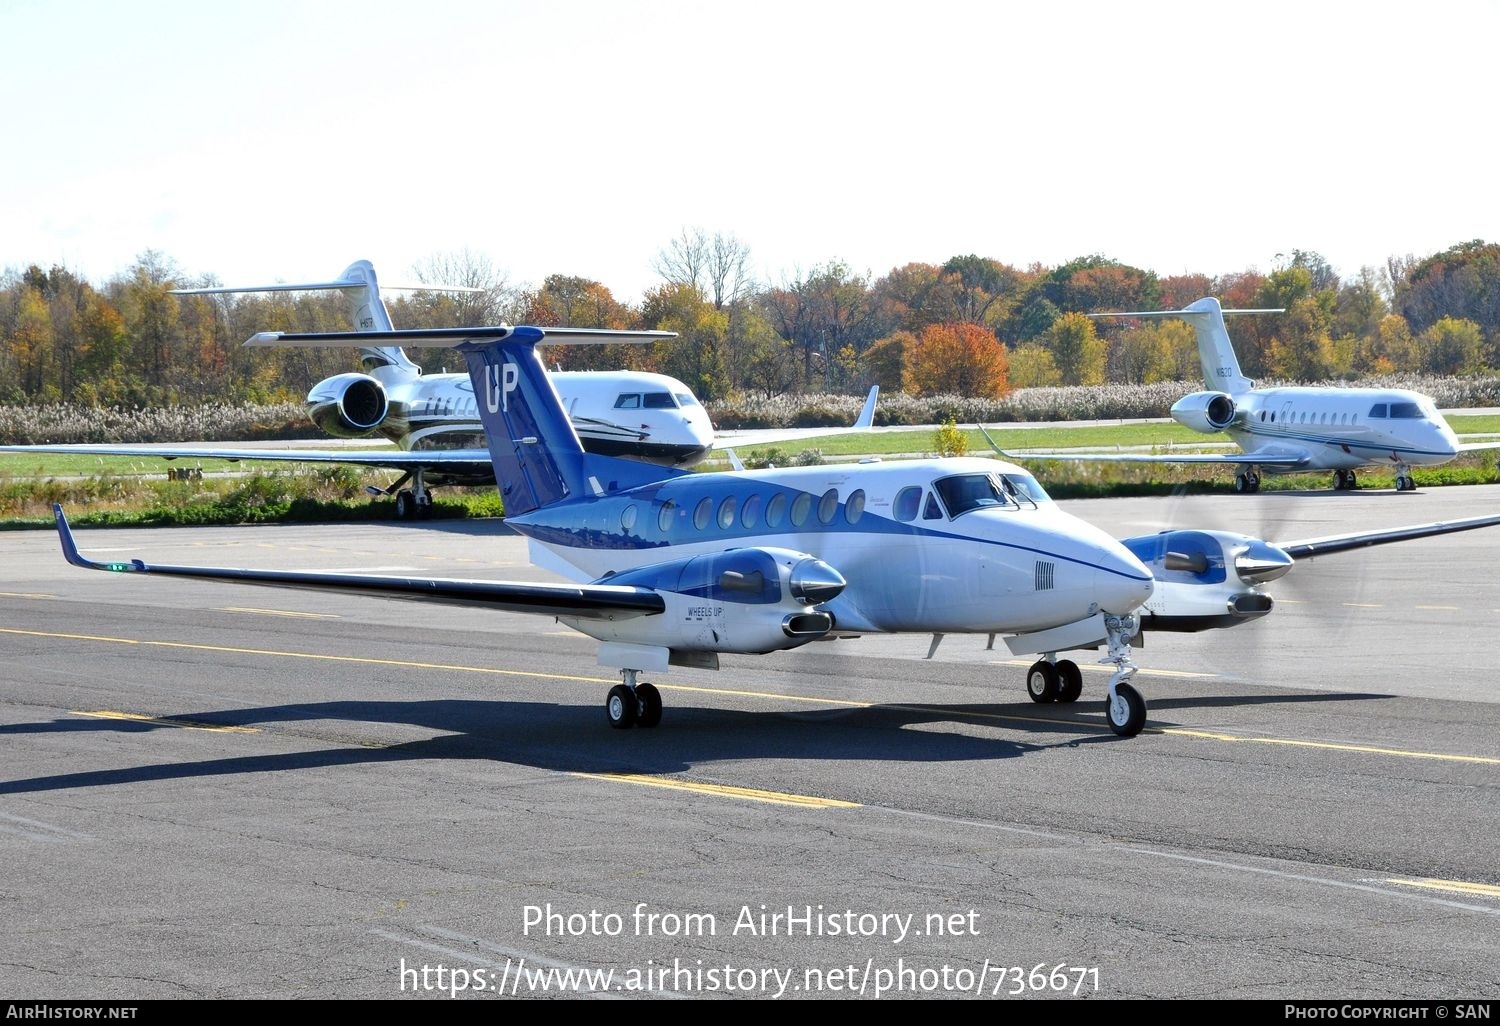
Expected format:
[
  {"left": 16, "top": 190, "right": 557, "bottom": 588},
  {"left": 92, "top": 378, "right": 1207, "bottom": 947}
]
[
  {"left": 50, "top": 505, "right": 662, "bottom": 620},
  {"left": 710, "top": 385, "right": 881, "bottom": 452},
  {"left": 1457, "top": 439, "right": 1500, "bottom": 453},
  {"left": 0, "top": 443, "right": 493, "bottom": 476},
  {"left": 995, "top": 448, "right": 1310, "bottom": 467},
  {"left": 1277, "top": 512, "right": 1500, "bottom": 560}
]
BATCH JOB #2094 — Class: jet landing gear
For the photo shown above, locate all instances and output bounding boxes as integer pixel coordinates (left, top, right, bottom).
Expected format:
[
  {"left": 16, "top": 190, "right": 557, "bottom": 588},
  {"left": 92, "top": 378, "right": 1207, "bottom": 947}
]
[
  {"left": 606, "top": 670, "right": 663, "bottom": 729},
  {"left": 370, "top": 469, "right": 435, "bottom": 520},
  {"left": 1025, "top": 655, "right": 1083, "bottom": 704},
  {"left": 1392, "top": 462, "right": 1417, "bottom": 492},
  {"left": 1333, "top": 469, "right": 1359, "bottom": 491},
  {"left": 1234, "top": 469, "right": 1262, "bottom": 494},
  {"left": 1101, "top": 614, "right": 1145, "bottom": 737}
]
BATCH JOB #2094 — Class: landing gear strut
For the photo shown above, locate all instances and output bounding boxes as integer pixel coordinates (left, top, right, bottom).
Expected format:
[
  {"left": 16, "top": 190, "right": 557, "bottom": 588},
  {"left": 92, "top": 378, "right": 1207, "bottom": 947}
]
[
  {"left": 1101, "top": 614, "right": 1146, "bottom": 737},
  {"left": 606, "top": 669, "right": 663, "bottom": 729},
  {"left": 379, "top": 469, "right": 435, "bottom": 520},
  {"left": 1393, "top": 462, "right": 1416, "bottom": 492}
]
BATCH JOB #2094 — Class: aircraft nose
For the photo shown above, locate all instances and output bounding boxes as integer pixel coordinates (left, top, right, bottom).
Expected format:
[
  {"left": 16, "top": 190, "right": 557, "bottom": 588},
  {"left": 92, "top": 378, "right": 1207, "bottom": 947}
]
[{"left": 1096, "top": 546, "right": 1155, "bottom": 614}]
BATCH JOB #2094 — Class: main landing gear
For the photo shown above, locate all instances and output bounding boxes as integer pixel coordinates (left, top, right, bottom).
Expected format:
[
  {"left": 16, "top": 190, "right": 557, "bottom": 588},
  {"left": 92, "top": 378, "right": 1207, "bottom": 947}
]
[
  {"left": 1234, "top": 469, "right": 1262, "bottom": 493},
  {"left": 369, "top": 469, "right": 435, "bottom": 520},
  {"left": 1026, "top": 614, "right": 1145, "bottom": 737},
  {"left": 1333, "top": 468, "right": 1359, "bottom": 491},
  {"left": 606, "top": 669, "right": 663, "bottom": 729}
]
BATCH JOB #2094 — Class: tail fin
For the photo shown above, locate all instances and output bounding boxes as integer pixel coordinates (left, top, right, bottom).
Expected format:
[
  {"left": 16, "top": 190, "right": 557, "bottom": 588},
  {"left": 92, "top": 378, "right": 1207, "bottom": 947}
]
[
  {"left": 1089, "top": 297, "right": 1282, "bottom": 394},
  {"left": 172, "top": 259, "right": 481, "bottom": 374}
]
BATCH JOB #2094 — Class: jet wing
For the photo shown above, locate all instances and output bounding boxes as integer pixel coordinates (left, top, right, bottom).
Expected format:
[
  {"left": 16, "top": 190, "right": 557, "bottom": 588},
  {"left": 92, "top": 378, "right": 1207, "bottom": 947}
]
[
  {"left": 710, "top": 385, "right": 881, "bottom": 452},
  {"left": 50, "top": 505, "right": 662, "bottom": 619},
  {"left": 995, "top": 448, "right": 1310, "bottom": 467},
  {"left": 0, "top": 443, "right": 491, "bottom": 475}
]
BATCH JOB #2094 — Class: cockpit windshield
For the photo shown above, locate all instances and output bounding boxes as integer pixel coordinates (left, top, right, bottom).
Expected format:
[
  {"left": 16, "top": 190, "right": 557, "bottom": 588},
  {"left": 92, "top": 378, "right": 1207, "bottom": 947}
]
[{"left": 933, "top": 472, "right": 1051, "bottom": 517}]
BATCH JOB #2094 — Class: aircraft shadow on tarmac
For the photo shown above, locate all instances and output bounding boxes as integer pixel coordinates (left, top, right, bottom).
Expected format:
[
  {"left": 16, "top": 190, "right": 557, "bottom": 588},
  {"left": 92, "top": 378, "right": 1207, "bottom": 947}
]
[{"left": 0, "top": 689, "right": 1392, "bottom": 796}]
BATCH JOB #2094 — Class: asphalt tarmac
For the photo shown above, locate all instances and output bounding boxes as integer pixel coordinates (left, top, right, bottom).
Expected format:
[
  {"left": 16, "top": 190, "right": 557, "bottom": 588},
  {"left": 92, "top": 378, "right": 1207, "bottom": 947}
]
[{"left": 1, "top": 483, "right": 1498, "bottom": 1000}]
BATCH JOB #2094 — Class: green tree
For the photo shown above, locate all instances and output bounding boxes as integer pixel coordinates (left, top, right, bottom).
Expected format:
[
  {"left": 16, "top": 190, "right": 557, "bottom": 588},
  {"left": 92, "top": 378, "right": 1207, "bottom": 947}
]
[
  {"left": 1417, "top": 316, "right": 1485, "bottom": 375},
  {"left": 1044, "top": 311, "right": 1106, "bottom": 386}
]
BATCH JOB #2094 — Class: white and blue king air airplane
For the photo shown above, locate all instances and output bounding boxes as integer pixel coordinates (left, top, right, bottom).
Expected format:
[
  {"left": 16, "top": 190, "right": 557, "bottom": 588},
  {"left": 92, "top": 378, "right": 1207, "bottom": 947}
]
[{"left": 49, "top": 323, "right": 1500, "bottom": 738}]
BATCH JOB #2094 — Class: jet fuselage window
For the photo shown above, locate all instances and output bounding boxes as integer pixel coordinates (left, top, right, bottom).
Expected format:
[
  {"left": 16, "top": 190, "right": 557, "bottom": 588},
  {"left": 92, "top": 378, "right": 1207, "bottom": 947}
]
[
  {"left": 694, "top": 496, "right": 713, "bottom": 530},
  {"left": 741, "top": 493, "right": 762, "bottom": 529},
  {"left": 893, "top": 485, "right": 922, "bottom": 522},
  {"left": 614, "top": 394, "right": 642, "bottom": 409},
  {"left": 644, "top": 392, "right": 676, "bottom": 409},
  {"left": 675, "top": 393, "right": 700, "bottom": 407},
  {"left": 621, "top": 504, "right": 638, "bottom": 533},
  {"left": 923, "top": 494, "right": 943, "bottom": 520},
  {"left": 717, "top": 495, "right": 737, "bottom": 529},
  {"left": 845, "top": 489, "right": 866, "bottom": 524},
  {"left": 658, "top": 499, "right": 677, "bottom": 534},
  {"left": 790, "top": 493, "right": 813, "bottom": 527},
  {"left": 765, "top": 493, "right": 788, "bottom": 529},
  {"left": 817, "top": 488, "right": 839, "bottom": 525},
  {"left": 1390, "top": 402, "right": 1422, "bottom": 419},
  {"left": 1369, "top": 403, "right": 1388, "bottom": 418}
]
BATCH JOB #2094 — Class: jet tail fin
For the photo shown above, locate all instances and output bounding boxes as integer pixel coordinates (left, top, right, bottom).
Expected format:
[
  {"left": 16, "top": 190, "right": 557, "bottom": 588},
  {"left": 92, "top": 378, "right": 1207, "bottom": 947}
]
[
  {"left": 1089, "top": 297, "right": 1282, "bottom": 395},
  {"left": 853, "top": 385, "right": 880, "bottom": 429},
  {"left": 172, "top": 259, "right": 482, "bottom": 374}
]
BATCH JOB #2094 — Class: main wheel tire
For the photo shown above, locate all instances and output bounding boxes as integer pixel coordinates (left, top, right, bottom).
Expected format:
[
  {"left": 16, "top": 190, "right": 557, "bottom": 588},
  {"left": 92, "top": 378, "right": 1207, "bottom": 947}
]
[
  {"left": 1105, "top": 682, "right": 1147, "bottom": 737},
  {"left": 1026, "top": 660, "right": 1059, "bottom": 703},
  {"left": 1056, "top": 660, "right": 1083, "bottom": 703},
  {"left": 606, "top": 684, "right": 638, "bottom": 729},
  {"left": 1234, "top": 474, "right": 1249, "bottom": 494},
  {"left": 395, "top": 491, "right": 415, "bottom": 520},
  {"left": 635, "top": 682, "right": 663, "bottom": 728}
]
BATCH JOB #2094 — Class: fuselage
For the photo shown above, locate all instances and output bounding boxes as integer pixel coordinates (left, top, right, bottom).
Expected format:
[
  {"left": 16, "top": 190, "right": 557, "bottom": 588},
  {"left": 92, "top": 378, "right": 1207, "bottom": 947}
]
[
  {"left": 506, "top": 456, "right": 1155, "bottom": 636},
  {"left": 357, "top": 365, "right": 715, "bottom": 466},
  {"left": 1220, "top": 386, "right": 1461, "bottom": 471}
]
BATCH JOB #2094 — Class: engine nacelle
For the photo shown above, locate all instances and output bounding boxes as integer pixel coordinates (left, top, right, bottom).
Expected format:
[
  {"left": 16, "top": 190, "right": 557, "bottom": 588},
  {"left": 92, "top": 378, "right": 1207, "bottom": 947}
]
[
  {"left": 1170, "top": 390, "right": 1238, "bottom": 433},
  {"left": 562, "top": 547, "right": 846, "bottom": 657},
  {"left": 1121, "top": 529, "right": 1292, "bottom": 633},
  {"left": 307, "top": 373, "right": 389, "bottom": 438}
]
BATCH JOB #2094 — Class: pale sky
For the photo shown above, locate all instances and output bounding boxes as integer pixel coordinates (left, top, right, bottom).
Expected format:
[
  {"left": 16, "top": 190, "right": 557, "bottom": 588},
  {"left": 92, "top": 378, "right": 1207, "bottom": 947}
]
[{"left": 4, "top": 0, "right": 1497, "bottom": 304}]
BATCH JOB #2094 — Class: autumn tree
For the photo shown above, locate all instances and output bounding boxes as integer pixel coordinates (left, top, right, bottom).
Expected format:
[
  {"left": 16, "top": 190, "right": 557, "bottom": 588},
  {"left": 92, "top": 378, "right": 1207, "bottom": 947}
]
[
  {"left": 902, "top": 322, "right": 1010, "bottom": 398},
  {"left": 1044, "top": 311, "right": 1107, "bottom": 386},
  {"left": 1267, "top": 297, "right": 1334, "bottom": 382},
  {"left": 1417, "top": 316, "right": 1485, "bottom": 376}
]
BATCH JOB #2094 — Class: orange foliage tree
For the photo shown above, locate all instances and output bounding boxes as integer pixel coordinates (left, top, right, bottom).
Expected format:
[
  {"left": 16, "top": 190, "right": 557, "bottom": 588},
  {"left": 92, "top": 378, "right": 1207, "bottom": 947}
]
[{"left": 902, "top": 322, "right": 1010, "bottom": 398}]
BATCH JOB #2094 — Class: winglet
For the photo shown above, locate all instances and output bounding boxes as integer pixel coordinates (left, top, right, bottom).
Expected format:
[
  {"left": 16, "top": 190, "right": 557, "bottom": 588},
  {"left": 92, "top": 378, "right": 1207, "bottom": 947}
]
[
  {"left": 53, "top": 504, "right": 142, "bottom": 573},
  {"left": 854, "top": 385, "right": 880, "bottom": 429},
  {"left": 726, "top": 448, "right": 746, "bottom": 472}
]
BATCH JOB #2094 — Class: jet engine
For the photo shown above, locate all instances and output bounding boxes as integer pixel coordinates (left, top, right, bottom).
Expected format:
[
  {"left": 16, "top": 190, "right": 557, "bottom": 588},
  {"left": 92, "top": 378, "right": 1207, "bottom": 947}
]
[
  {"left": 1170, "top": 390, "right": 1239, "bottom": 433},
  {"left": 1121, "top": 529, "right": 1292, "bottom": 634},
  {"left": 306, "top": 373, "right": 389, "bottom": 438}
]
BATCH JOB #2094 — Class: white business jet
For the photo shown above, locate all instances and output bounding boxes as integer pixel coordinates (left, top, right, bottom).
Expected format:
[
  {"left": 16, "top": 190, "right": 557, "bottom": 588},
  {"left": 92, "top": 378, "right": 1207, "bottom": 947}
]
[
  {"left": 1002, "top": 297, "right": 1500, "bottom": 494},
  {"left": 2, "top": 260, "right": 878, "bottom": 519},
  {"left": 50, "top": 321, "right": 1500, "bottom": 738}
]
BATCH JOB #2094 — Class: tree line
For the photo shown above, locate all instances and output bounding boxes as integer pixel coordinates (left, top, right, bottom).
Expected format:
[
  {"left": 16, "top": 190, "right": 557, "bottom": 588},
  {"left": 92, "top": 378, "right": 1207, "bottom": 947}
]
[{"left": 3, "top": 235, "right": 1498, "bottom": 409}]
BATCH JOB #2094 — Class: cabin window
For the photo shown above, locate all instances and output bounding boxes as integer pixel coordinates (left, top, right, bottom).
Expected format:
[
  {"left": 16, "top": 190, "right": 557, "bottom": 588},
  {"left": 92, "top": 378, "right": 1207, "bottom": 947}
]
[
  {"left": 894, "top": 486, "right": 922, "bottom": 522},
  {"left": 817, "top": 488, "right": 839, "bottom": 524},
  {"left": 765, "top": 493, "right": 788, "bottom": 528},
  {"left": 717, "top": 495, "right": 737, "bottom": 529},
  {"left": 741, "top": 493, "right": 762, "bottom": 529},
  {"left": 694, "top": 496, "right": 713, "bottom": 530},
  {"left": 1259, "top": 411, "right": 1266, "bottom": 421},
  {"left": 1390, "top": 402, "right": 1422, "bottom": 419},
  {"left": 845, "top": 489, "right": 866, "bottom": 524},
  {"left": 657, "top": 499, "right": 677, "bottom": 534},
  {"left": 1369, "top": 403, "right": 1388, "bottom": 418},
  {"left": 620, "top": 504, "right": 638, "bottom": 533},
  {"left": 614, "top": 394, "right": 642, "bottom": 409},
  {"left": 644, "top": 392, "right": 676, "bottom": 409},
  {"left": 790, "top": 492, "right": 812, "bottom": 527}
]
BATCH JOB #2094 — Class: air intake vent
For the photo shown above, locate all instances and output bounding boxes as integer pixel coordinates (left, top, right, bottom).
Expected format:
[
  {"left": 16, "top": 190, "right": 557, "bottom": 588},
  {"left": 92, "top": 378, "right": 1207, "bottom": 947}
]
[{"left": 1035, "top": 561, "right": 1055, "bottom": 591}]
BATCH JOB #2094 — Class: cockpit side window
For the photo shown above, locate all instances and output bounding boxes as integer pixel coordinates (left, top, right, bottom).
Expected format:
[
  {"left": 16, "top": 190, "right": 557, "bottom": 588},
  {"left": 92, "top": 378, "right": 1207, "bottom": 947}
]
[
  {"left": 1389, "top": 401, "right": 1422, "bottom": 419},
  {"left": 675, "top": 393, "right": 700, "bottom": 407},
  {"left": 614, "top": 394, "right": 642, "bottom": 409},
  {"left": 643, "top": 392, "right": 676, "bottom": 409},
  {"left": 1369, "top": 403, "right": 1388, "bottom": 418},
  {"left": 923, "top": 493, "right": 944, "bottom": 520}
]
